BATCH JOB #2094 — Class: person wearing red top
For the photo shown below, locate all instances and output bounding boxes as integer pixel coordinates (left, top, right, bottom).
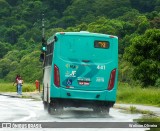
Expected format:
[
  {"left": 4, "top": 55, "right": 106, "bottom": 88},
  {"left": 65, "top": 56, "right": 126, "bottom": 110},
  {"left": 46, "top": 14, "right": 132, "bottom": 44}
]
[
  {"left": 13, "top": 74, "right": 20, "bottom": 93},
  {"left": 17, "top": 77, "right": 23, "bottom": 95}
]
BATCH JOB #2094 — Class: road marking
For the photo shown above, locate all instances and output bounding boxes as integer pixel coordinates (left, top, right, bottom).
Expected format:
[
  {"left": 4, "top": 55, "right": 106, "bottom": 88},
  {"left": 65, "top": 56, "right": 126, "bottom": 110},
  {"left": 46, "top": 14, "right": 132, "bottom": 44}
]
[{"left": 16, "top": 109, "right": 36, "bottom": 122}]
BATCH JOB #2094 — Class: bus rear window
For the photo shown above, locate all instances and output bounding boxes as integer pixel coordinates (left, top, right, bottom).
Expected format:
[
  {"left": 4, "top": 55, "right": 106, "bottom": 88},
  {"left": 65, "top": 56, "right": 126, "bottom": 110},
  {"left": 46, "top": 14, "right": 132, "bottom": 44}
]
[
  {"left": 94, "top": 40, "right": 109, "bottom": 49},
  {"left": 60, "top": 36, "right": 112, "bottom": 62}
]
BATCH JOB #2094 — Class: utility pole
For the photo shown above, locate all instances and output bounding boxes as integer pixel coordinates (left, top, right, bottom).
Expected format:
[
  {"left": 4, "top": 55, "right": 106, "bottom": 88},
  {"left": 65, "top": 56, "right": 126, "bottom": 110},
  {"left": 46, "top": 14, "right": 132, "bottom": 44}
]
[
  {"left": 40, "top": 13, "right": 46, "bottom": 64},
  {"left": 42, "top": 13, "right": 45, "bottom": 44}
]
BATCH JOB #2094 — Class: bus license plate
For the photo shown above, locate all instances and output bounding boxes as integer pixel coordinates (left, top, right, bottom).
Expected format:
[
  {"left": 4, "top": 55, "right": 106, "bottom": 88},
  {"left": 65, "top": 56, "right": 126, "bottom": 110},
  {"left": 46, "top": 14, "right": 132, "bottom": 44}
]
[{"left": 78, "top": 81, "right": 90, "bottom": 86}]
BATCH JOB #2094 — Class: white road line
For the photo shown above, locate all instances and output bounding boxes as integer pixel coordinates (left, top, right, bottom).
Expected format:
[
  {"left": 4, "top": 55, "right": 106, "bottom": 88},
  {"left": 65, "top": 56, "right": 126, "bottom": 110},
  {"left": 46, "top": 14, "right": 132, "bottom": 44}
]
[{"left": 15, "top": 108, "right": 37, "bottom": 122}]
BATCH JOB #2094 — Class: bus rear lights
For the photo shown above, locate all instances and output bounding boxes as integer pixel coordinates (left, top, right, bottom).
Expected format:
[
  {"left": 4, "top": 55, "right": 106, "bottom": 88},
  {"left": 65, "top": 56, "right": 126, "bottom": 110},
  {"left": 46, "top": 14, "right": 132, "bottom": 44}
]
[
  {"left": 54, "top": 64, "right": 60, "bottom": 87},
  {"left": 108, "top": 69, "right": 116, "bottom": 90}
]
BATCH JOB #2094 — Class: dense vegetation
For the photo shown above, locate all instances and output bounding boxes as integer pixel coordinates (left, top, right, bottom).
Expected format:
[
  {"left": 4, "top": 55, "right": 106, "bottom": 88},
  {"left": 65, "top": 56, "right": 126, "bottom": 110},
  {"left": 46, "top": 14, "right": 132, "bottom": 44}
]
[
  {"left": 0, "top": 0, "right": 160, "bottom": 87},
  {"left": 117, "top": 82, "right": 160, "bottom": 106}
]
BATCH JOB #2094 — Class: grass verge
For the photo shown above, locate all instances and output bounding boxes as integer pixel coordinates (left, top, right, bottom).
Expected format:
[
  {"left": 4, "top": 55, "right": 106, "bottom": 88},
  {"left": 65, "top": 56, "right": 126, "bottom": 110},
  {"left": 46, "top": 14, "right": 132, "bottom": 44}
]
[
  {"left": 114, "top": 105, "right": 155, "bottom": 116},
  {"left": 117, "top": 82, "right": 160, "bottom": 107},
  {"left": 0, "top": 82, "right": 38, "bottom": 92}
]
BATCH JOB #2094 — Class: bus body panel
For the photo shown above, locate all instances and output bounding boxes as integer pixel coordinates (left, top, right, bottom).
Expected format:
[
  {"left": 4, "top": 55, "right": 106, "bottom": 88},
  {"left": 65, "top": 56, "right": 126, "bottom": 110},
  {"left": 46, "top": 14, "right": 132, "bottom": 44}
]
[
  {"left": 43, "top": 32, "right": 118, "bottom": 108},
  {"left": 43, "top": 66, "right": 51, "bottom": 102}
]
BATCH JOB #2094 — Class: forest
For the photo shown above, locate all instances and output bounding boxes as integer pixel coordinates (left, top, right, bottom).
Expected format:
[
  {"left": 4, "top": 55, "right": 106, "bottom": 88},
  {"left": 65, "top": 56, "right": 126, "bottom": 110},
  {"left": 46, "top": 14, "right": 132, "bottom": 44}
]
[{"left": 0, "top": 0, "right": 160, "bottom": 87}]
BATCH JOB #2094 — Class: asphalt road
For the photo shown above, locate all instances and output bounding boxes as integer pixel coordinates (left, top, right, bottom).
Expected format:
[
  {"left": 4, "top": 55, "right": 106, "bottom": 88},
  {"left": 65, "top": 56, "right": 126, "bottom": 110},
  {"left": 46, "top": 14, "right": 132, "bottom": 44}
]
[
  {"left": 0, "top": 95, "right": 143, "bottom": 122},
  {"left": 0, "top": 95, "right": 151, "bottom": 131}
]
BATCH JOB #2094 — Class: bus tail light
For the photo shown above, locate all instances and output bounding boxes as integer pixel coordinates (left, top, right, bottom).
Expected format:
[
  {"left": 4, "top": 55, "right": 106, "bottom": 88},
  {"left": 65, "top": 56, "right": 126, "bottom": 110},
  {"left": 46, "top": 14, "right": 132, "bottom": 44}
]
[
  {"left": 54, "top": 64, "right": 60, "bottom": 87},
  {"left": 108, "top": 69, "right": 116, "bottom": 90}
]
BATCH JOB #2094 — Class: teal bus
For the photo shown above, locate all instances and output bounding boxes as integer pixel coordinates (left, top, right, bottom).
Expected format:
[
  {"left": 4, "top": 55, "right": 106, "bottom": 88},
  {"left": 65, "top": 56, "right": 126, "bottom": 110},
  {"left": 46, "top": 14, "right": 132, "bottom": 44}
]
[{"left": 41, "top": 31, "right": 118, "bottom": 114}]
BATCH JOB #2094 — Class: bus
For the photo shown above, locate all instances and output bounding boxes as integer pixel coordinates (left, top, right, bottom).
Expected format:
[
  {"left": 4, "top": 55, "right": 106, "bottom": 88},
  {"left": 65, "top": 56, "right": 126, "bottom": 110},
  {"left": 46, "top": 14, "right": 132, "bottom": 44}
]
[{"left": 41, "top": 31, "right": 118, "bottom": 114}]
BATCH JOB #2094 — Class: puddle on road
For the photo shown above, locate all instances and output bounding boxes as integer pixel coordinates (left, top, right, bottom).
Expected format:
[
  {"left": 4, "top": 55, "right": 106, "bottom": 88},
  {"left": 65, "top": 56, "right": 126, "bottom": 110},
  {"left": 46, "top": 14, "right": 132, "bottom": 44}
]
[{"left": 51, "top": 108, "right": 113, "bottom": 120}]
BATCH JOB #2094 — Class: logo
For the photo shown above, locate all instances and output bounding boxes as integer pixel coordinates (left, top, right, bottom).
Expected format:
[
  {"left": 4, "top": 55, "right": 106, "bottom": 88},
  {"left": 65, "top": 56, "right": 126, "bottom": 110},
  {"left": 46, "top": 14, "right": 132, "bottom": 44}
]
[
  {"left": 66, "top": 64, "right": 78, "bottom": 69},
  {"left": 2, "top": 123, "right": 11, "bottom": 128},
  {"left": 70, "top": 71, "right": 76, "bottom": 77},
  {"left": 66, "top": 79, "right": 72, "bottom": 86},
  {"left": 65, "top": 71, "right": 76, "bottom": 77}
]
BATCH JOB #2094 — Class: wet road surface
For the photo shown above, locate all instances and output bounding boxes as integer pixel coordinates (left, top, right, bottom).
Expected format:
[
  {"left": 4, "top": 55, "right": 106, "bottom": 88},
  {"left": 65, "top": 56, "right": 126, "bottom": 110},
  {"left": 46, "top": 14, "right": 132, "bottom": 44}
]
[{"left": 0, "top": 95, "right": 150, "bottom": 131}]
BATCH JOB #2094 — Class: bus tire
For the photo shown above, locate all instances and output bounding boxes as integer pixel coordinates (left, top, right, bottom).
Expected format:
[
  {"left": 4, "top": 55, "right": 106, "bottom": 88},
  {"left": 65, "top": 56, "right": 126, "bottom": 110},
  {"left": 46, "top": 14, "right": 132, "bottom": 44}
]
[
  {"left": 47, "top": 103, "right": 55, "bottom": 115},
  {"left": 47, "top": 101, "right": 63, "bottom": 115},
  {"left": 43, "top": 101, "right": 48, "bottom": 110},
  {"left": 54, "top": 101, "right": 63, "bottom": 115}
]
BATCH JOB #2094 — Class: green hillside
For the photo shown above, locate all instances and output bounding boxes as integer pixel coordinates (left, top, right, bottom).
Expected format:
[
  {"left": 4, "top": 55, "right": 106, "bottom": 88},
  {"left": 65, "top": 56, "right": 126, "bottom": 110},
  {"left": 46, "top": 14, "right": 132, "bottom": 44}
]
[{"left": 0, "top": 0, "right": 160, "bottom": 87}]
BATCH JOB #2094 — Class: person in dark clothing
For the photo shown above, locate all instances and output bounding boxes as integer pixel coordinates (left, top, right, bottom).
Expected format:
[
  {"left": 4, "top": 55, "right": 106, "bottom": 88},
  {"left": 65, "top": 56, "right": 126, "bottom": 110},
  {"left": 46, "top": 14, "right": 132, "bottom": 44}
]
[{"left": 13, "top": 75, "right": 20, "bottom": 93}]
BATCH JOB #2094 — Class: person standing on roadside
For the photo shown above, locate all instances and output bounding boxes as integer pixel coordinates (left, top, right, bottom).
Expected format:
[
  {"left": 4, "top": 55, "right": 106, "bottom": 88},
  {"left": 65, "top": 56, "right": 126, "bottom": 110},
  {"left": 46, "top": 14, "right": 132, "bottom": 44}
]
[
  {"left": 17, "top": 77, "right": 23, "bottom": 95},
  {"left": 13, "top": 74, "right": 20, "bottom": 93}
]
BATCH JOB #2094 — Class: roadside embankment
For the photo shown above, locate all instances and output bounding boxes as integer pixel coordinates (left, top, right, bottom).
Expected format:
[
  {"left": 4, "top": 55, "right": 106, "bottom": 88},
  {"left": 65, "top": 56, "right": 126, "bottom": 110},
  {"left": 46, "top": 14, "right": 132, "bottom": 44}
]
[
  {"left": 114, "top": 103, "right": 160, "bottom": 117},
  {"left": 0, "top": 92, "right": 42, "bottom": 101}
]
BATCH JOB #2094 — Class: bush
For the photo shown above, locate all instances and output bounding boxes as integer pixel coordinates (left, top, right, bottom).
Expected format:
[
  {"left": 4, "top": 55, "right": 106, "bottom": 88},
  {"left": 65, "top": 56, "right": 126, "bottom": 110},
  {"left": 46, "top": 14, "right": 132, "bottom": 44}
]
[
  {"left": 155, "top": 78, "right": 160, "bottom": 87},
  {"left": 124, "top": 29, "right": 160, "bottom": 86},
  {"left": 22, "top": 83, "right": 36, "bottom": 92}
]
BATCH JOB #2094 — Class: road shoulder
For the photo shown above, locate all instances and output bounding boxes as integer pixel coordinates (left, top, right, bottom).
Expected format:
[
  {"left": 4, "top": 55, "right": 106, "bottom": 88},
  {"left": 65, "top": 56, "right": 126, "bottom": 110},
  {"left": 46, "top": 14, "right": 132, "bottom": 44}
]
[{"left": 114, "top": 103, "right": 160, "bottom": 117}]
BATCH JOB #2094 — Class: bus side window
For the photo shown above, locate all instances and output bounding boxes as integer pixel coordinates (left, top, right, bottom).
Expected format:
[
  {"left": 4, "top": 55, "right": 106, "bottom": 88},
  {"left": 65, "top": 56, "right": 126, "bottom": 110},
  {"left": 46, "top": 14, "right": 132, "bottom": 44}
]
[
  {"left": 44, "top": 55, "right": 48, "bottom": 66},
  {"left": 45, "top": 42, "right": 54, "bottom": 66},
  {"left": 45, "top": 44, "right": 49, "bottom": 66},
  {"left": 49, "top": 42, "right": 54, "bottom": 65}
]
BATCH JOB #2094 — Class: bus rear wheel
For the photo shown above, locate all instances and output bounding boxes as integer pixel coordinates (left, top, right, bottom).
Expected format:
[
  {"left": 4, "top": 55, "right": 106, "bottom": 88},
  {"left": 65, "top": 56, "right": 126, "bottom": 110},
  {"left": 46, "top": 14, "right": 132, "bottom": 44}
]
[
  {"left": 43, "top": 101, "right": 48, "bottom": 110},
  {"left": 47, "top": 101, "right": 63, "bottom": 115}
]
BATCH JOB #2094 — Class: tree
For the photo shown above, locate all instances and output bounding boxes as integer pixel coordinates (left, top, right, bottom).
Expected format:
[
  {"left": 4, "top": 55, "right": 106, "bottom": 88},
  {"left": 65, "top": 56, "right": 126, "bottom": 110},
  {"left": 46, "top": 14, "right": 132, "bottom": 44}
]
[
  {"left": 0, "top": 58, "right": 11, "bottom": 78},
  {"left": 18, "top": 51, "right": 42, "bottom": 82},
  {"left": 135, "top": 16, "right": 150, "bottom": 34},
  {"left": 55, "top": 16, "right": 76, "bottom": 28},
  {"left": 63, "top": 0, "right": 95, "bottom": 23},
  {"left": 46, "top": 0, "right": 72, "bottom": 18},
  {"left": 0, "top": 0, "right": 159, "bottom": 83},
  {"left": 4, "top": 28, "right": 19, "bottom": 44},
  {"left": 6, "top": 0, "right": 20, "bottom": 6},
  {"left": 87, "top": 17, "right": 124, "bottom": 35},
  {"left": 124, "top": 29, "right": 160, "bottom": 86},
  {"left": 130, "top": 0, "right": 157, "bottom": 12},
  {"left": 0, "top": 0, "right": 11, "bottom": 18},
  {"left": 119, "top": 33, "right": 137, "bottom": 54},
  {"left": 0, "top": 42, "right": 11, "bottom": 58},
  {"left": 151, "top": 17, "right": 160, "bottom": 29},
  {"left": 93, "top": 0, "right": 131, "bottom": 18}
]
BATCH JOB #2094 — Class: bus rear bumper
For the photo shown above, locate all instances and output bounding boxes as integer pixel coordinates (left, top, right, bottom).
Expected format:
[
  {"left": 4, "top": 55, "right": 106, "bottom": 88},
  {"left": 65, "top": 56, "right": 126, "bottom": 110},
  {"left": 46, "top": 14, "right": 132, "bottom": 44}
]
[
  {"left": 50, "top": 88, "right": 116, "bottom": 108},
  {"left": 50, "top": 98, "right": 115, "bottom": 108}
]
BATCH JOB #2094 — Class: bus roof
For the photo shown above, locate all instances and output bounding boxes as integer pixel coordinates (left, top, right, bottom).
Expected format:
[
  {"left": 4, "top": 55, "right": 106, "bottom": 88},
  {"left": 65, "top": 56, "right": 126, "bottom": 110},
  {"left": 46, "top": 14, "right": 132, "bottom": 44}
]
[
  {"left": 47, "top": 31, "right": 118, "bottom": 44},
  {"left": 56, "top": 31, "right": 118, "bottom": 38}
]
